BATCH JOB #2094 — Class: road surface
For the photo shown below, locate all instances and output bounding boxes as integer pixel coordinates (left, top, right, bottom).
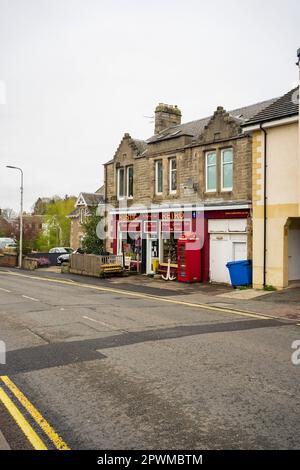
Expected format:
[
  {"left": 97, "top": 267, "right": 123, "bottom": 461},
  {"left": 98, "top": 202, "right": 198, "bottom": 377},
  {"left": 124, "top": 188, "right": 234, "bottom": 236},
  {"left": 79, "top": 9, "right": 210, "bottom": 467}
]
[{"left": 0, "top": 269, "right": 299, "bottom": 450}]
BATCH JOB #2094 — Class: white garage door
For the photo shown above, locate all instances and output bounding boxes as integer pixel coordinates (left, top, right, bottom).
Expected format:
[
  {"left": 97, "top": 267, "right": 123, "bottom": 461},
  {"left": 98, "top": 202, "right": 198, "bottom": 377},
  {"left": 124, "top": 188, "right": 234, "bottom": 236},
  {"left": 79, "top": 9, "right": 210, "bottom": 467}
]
[
  {"left": 233, "top": 241, "right": 247, "bottom": 261},
  {"left": 209, "top": 234, "right": 247, "bottom": 284}
]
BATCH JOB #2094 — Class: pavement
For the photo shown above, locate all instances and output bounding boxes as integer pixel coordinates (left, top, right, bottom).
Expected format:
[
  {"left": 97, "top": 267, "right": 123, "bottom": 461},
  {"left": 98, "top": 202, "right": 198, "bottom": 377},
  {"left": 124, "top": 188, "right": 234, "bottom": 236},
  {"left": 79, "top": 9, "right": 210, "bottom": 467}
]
[
  {"left": 0, "top": 267, "right": 300, "bottom": 449},
  {"left": 30, "top": 266, "right": 300, "bottom": 321},
  {"left": 0, "top": 430, "right": 10, "bottom": 450}
]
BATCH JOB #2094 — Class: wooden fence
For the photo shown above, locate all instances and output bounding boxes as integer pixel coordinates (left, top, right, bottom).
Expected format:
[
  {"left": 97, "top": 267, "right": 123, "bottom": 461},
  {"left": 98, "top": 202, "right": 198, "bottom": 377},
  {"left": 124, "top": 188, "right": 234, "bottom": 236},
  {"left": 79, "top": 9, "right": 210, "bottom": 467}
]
[
  {"left": 69, "top": 253, "right": 123, "bottom": 277},
  {"left": 0, "top": 253, "right": 17, "bottom": 267}
]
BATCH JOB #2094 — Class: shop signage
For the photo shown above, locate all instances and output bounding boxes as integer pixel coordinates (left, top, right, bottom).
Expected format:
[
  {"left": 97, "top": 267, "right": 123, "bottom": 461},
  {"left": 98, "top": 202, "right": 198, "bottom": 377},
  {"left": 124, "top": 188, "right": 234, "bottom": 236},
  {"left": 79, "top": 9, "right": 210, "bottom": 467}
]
[
  {"left": 144, "top": 221, "right": 158, "bottom": 233},
  {"left": 119, "top": 213, "right": 160, "bottom": 222},
  {"left": 224, "top": 211, "right": 249, "bottom": 217},
  {"left": 119, "top": 222, "right": 141, "bottom": 233},
  {"left": 161, "top": 220, "right": 191, "bottom": 233},
  {"left": 162, "top": 212, "right": 184, "bottom": 221}
]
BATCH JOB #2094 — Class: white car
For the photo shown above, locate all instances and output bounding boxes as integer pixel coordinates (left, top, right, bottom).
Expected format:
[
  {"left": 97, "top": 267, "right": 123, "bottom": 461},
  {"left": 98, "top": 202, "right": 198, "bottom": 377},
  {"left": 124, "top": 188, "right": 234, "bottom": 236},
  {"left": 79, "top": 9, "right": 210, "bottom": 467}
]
[
  {"left": 49, "top": 247, "right": 73, "bottom": 254},
  {"left": 0, "top": 238, "right": 15, "bottom": 249},
  {"left": 57, "top": 248, "right": 84, "bottom": 265}
]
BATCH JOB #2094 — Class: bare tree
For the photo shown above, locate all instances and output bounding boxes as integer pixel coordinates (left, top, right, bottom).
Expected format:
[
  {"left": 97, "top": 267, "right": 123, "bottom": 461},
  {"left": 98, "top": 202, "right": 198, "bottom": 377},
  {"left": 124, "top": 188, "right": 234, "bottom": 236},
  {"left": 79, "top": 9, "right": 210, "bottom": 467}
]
[{"left": 1, "top": 208, "right": 16, "bottom": 221}]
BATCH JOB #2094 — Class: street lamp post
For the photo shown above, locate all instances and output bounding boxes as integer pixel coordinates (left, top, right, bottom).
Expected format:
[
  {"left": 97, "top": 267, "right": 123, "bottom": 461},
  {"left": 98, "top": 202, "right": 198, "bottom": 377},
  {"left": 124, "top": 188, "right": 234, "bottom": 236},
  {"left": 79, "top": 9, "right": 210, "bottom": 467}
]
[{"left": 6, "top": 166, "right": 23, "bottom": 268}]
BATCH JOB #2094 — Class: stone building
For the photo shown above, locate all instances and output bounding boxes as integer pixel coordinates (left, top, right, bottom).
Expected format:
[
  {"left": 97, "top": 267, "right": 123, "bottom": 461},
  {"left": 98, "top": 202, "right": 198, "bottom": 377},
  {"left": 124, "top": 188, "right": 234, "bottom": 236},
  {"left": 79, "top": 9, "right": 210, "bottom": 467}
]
[
  {"left": 104, "top": 98, "right": 277, "bottom": 283},
  {"left": 68, "top": 187, "right": 104, "bottom": 250}
]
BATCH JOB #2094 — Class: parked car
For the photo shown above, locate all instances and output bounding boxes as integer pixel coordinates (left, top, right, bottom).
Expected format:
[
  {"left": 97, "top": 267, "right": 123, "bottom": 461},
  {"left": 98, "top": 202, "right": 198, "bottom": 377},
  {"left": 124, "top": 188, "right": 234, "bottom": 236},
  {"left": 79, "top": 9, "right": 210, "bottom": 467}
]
[
  {"left": 4, "top": 242, "right": 18, "bottom": 254},
  {"left": 57, "top": 253, "right": 71, "bottom": 265},
  {"left": 0, "top": 238, "right": 15, "bottom": 250},
  {"left": 49, "top": 247, "right": 74, "bottom": 254},
  {"left": 57, "top": 248, "right": 84, "bottom": 265}
]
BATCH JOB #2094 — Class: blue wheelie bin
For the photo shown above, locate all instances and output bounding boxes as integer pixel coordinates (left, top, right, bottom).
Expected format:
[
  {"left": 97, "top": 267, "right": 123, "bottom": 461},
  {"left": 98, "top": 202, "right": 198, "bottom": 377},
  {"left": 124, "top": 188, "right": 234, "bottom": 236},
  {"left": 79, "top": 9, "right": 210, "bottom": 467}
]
[{"left": 226, "top": 260, "right": 252, "bottom": 287}]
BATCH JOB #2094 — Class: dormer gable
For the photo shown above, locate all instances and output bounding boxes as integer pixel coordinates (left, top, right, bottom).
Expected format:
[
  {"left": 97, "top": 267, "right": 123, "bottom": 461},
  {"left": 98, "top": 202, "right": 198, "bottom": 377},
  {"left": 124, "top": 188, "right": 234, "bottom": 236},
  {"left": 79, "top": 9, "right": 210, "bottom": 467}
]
[
  {"left": 197, "top": 106, "right": 242, "bottom": 144},
  {"left": 76, "top": 193, "right": 87, "bottom": 207},
  {"left": 113, "top": 133, "right": 147, "bottom": 166}
]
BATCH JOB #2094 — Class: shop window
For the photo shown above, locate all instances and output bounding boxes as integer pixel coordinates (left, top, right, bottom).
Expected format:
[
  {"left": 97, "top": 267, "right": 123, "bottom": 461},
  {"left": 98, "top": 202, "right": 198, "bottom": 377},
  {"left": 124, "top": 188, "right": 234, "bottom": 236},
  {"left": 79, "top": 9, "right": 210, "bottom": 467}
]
[
  {"left": 117, "top": 168, "right": 125, "bottom": 199},
  {"left": 121, "top": 233, "right": 141, "bottom": 260},
  {"left": 169, "top": 158, "right": 177, "bottom": 193},
  {"left": 127, "top": 166, "right": 133, "bottom": 198},
  {"left": 162, "top": 233, "right": 178, "bottom": 264},
  {"left": 155, "top": 160, "right": 163, "bottom": 195},
  {"left": 221, "top": 148, "right": 233, "bottom": 191},
  {"left": 205, "top": 151, "right": 216, "bottom": 192}
]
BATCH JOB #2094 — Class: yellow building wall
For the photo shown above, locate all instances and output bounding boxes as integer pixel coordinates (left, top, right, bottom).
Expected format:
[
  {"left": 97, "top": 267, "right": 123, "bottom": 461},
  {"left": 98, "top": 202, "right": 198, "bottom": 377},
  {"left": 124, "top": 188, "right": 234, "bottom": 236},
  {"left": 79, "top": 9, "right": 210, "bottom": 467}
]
[{"left": 252, "top": 123, "right": 299, "bottom": 289}]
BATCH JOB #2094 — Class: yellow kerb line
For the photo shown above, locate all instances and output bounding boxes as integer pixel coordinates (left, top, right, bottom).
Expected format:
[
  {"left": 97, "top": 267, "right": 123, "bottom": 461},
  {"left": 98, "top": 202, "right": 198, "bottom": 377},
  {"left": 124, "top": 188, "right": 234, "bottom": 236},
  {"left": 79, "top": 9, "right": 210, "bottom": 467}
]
[
  {"left": 0, "top": 270, "right": 273, "bottom": 321},
  {"left": 0, "top": 386, "right": 47, "bottom": 450},
  {"left": 0, "top": 376, "right": 70, "bottom": 450}
]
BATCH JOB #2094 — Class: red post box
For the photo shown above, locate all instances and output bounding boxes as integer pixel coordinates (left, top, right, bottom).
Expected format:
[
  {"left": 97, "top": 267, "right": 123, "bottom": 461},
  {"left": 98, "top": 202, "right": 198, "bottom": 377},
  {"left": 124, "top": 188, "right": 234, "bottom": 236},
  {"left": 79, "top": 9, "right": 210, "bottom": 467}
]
[{"left": 177, "top": 234, "right": 201, "bottom": 282}]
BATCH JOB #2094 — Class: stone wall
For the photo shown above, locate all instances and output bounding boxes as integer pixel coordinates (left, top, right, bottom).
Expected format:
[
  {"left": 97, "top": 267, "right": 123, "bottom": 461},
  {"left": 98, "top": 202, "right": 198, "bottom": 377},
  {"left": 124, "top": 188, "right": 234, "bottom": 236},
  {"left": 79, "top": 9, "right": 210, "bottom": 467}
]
[
  {"left": 105, "top": 108, "right": 252, "bottom": 208},
  {"left": 70, "top": 218, "right": 85, "bottom": 250}
]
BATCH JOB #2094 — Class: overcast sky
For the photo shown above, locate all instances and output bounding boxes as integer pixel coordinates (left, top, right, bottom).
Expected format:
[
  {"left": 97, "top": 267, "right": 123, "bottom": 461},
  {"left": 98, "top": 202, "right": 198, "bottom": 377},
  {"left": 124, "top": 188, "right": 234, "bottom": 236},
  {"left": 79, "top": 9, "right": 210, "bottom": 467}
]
[{"left": 0, "top": 0, "right": 299, "bottom": 212}]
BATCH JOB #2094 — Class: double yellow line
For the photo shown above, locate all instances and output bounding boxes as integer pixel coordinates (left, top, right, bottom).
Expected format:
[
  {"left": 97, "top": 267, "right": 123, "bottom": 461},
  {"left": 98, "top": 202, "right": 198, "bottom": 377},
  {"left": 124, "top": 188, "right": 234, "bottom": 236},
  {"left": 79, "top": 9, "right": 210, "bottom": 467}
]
[{"left": 0, "top": 376, "right": 70, "bottom": 450}]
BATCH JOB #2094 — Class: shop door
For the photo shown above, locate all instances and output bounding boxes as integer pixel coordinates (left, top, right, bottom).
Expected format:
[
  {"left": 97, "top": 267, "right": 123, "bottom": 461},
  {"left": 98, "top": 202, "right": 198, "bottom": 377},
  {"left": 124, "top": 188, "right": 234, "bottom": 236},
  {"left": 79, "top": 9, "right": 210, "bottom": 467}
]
[
  {"left": 210, "top": 234, "right": 247, "bottom": 283},
  {"left": 210, "top": 235, "right": 231, "bottom": 284},
  {"left": 146, "top": 237, "right": 159, "bottom": 274}
]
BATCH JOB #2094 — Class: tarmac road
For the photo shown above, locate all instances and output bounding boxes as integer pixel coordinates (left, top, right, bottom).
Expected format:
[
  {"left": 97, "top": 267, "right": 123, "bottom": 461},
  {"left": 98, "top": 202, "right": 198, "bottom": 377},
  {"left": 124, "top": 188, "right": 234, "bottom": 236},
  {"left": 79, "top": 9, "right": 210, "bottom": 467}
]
[{"left": 0, "top": 269, "right": 300, "bottom": 450}]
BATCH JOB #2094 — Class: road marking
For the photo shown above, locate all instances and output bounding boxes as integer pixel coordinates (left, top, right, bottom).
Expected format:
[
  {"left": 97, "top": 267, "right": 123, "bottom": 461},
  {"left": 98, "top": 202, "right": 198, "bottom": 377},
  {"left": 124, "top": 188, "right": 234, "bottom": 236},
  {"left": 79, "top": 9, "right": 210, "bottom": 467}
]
[
  {"left": 83, "top": 315, "right": 103, "bottom": 324},
  {"left": 0, "top": 287, "right": 11, "bottom": 293},
  {"left": 22, "top": 295, "right": 39, "bottom": 302},
  {"left": 0, "top": 270, "right": 281, "bottom": 321},
  {"left": 82, "top": 315, "right": 118, "bottom": 329},
  {"left": 0, "top": 376, "right": 70, "bottom": 450},
  {"left": 0, "top": 385, "right": 47, "bottom": 450}
]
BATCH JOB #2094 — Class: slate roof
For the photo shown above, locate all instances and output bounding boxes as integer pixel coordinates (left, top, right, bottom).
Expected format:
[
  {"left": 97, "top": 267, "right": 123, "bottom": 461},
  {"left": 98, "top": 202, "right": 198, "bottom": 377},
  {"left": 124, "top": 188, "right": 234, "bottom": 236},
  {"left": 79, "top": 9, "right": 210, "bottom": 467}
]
[
  {"left": 132, "top": 138, "right": 147, "bottom": 156},
  {"left": 147, "top": 97, "right": 278, "bottom": 143},
  {"left": 81, "top": 193, "right": 104, "bottom": 206},
  {"left": 68, "top": 191, "right": 104, "bottom": 218},
  {"left": 95, "top": 185, "right": 104, "bottom": 195},
  {"left": 242, "top": 88, "right": 299, "bottom": 126},
  {"left": 68, "top": 209, "right": 79, "bottom": 218}
]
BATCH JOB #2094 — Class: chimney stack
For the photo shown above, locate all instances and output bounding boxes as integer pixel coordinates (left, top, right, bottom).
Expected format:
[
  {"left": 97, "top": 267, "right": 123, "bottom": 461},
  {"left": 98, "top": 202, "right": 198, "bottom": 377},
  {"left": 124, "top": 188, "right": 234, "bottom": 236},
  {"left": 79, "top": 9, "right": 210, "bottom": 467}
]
[{"left": 154, "top": 103, "right": 182, "bottom": 134}]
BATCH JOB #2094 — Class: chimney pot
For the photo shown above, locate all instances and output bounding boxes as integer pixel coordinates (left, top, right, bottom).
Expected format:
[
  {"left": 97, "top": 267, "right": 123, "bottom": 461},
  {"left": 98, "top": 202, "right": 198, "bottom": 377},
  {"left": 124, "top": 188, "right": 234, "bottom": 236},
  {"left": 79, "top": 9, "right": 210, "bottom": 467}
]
[{"left": 154, "top": 103, "right": 182, "bottom": 134}]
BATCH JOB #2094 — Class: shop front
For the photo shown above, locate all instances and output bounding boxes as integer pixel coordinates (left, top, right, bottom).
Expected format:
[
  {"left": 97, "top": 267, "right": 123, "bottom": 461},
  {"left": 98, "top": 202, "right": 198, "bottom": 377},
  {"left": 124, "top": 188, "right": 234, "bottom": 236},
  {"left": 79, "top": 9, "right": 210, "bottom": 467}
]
[
  {"left": 110, "top": 205, "right": 251, "bottom": 283},
  {"left": 114, "top": 210, "right": 195, "bottom": 275}
]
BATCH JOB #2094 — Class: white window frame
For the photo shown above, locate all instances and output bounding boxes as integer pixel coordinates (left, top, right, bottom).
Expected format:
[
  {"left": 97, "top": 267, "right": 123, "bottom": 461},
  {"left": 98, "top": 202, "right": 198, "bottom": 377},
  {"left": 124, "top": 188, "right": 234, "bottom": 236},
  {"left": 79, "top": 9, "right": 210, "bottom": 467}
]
[
  {"left": 117, "top": 167, "right": 125, "bottom": 200},
  {"left": 169, "top": 158, "right": 177, "bottom": 194},
  {"left": 80, "top": 208, "right": 85, "bottom": 224},
  {"left": 221, "top": 148, "right": 233, "bottom": 192},
  {"left": 155, "top": 160, "right": 163, "bottom": 195},
  {"left": 205, "top": 151, "right": 217, "bottom": 193},
  {"left": 126, "top": 166, "right": 133, "bottom": 199},
  {"left": 117, "top": 222, "right": 127, "bottom": 255}
]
